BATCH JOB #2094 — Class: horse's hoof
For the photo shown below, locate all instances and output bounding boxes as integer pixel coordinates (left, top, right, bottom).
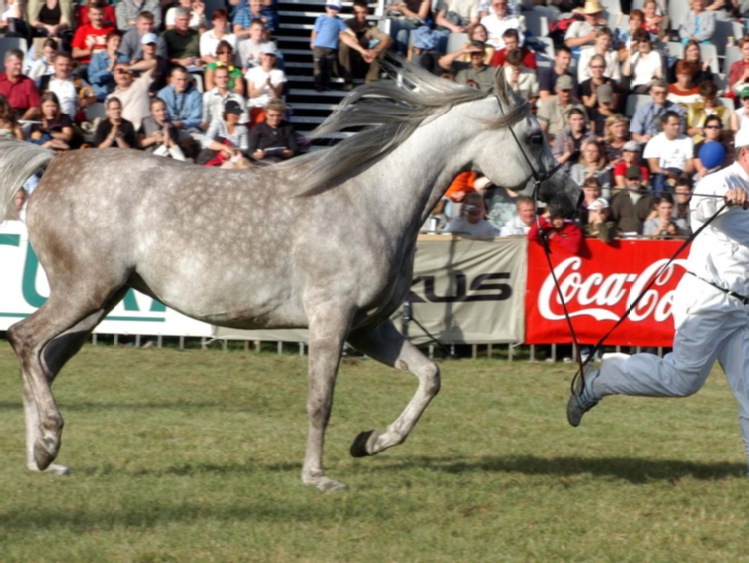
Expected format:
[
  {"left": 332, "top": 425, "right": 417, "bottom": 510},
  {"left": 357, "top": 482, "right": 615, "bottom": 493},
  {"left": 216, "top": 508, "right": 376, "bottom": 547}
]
[
  {"left": 350, "top": 429, "right": 377, "bottom": 457},
  {"left": 33, "top": 437, "right": 59, "bottom": 471},
  {"left": 28, "top": 462, "right": 70, "bottom": 476},
  {"left": 315, "top": 477, "right": 349, "bottom": 493}
]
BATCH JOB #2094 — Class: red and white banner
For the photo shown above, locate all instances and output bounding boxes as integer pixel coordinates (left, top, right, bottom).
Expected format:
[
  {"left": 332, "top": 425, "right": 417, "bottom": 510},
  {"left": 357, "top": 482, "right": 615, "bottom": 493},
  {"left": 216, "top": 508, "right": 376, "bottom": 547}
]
[{"left": 525, "top": 239, "right": 689, "bottom": 347}]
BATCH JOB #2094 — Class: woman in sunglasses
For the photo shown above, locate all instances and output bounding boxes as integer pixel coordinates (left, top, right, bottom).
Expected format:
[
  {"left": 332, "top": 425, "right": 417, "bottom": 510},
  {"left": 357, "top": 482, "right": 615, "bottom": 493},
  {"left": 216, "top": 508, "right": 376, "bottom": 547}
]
[{"left": 204, "top": 39, "right": 245, "bottom": 96}]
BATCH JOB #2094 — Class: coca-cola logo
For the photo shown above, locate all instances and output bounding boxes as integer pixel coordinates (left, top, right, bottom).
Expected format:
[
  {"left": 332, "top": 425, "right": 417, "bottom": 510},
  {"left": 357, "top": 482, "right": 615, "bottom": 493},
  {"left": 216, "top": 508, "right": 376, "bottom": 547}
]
[{"left": 538, "top": 257, "right": 688, "bottom": 323}]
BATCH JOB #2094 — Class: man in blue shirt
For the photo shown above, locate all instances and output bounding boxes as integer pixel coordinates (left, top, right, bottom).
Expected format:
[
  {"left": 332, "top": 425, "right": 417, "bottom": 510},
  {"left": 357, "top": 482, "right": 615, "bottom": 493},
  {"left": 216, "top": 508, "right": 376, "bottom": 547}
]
[
  {"left": 157, "top": 65, "right": 202, "bottom": 157},
  {"left": 630, "top": 80, "right": 686, "bottom": 144}
]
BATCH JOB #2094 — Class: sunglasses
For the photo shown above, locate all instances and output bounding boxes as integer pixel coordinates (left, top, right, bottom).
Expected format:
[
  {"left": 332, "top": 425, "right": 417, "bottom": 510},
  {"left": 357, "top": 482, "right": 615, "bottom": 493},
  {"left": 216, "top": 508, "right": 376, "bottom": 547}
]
[
  {"left": 590, "top": 65, "right": 605, "bottom": 69},
  {"left": 704, "top": 125, "right": 720, "bottom": 129}
]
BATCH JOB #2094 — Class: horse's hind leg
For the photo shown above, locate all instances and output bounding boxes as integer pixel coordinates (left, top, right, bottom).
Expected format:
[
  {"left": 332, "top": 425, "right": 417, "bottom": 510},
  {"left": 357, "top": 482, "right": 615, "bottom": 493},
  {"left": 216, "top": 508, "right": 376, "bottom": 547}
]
[{"left": 346, "top": 319, "right": 440, "bottom": 457}]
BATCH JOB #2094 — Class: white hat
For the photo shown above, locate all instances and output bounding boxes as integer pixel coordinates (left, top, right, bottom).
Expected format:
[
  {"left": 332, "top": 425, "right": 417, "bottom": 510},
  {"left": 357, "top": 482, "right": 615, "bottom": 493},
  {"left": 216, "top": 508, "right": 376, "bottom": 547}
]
[
  {"left": 140, "top": 32, "right": 158, "bottom": 45},
  {"left": 260, "top": 42, "right": 278, "bottom": 56},
  {"left": 325, "top": 0, "right": 341, "bottom": 9},
  {"left": 589, "top": 197, "right": 609, "bottom": 211},
  {"left": 735, "top": 127, "right": 749, "bottom": 149}
]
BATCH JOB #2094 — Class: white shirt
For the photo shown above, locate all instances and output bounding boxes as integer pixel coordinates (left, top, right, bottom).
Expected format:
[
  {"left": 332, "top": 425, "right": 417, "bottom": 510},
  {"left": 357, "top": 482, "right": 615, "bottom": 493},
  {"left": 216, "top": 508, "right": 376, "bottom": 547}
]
[
  {"left": 479, "top": 13, "right": 524, "bottom": 49},
  {"left": 643, "top": 132, "right": 693, "bottom": 171},
  {"left": 244, "top": 66, "right": 286, "bottom": 107},
  {"left": 47, "top": 77, "right": 79, "bottom": 118},
  {"left": 577, "top": 48, "right": 621, "bottom": 82},
  {"left": 630, "top": 50, "right": 662, "bottom": 88},
  {"left": 199, "top": 29, "right": 238, "bottom": 60},
  {"left": 499, "top": 214, "right": 531, "bottom": 236}
]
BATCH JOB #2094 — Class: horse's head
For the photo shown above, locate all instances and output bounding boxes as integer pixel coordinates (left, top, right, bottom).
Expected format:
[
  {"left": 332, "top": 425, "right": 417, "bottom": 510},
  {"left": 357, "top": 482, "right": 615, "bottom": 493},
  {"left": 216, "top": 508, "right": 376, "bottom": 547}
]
[{"left": 467, "top": 68, "right": 581, "bottom": 217}]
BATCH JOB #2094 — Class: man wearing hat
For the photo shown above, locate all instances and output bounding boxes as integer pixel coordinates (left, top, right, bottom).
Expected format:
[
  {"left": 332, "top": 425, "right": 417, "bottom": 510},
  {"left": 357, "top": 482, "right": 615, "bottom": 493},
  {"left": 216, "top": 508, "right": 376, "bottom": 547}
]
[
  {"left": 609, "top": 165, "right": 654, "bottom": 235},
  {"left": 537, "top": 73, "right": 586, "bottom": 140},
  {"left": 569, "top": 126, "right": 749, "bottom": 476},
  {"left": 564, "top": 0, "right": 604, "bottom": 56},
  {"left": 339, "top": 1, "right": 391, "bottom": 90},
  {"left": 438, "top": 40, "right": 495, "bottom": 93},
  {"left": 584, "top": 196, "right": 616, "bottom": 242},
  {"left": 613, "top": 140, "right": 650, "bottom": 187},
  {"left": 120, "top": 11, "right": 168, "bottom": 61}
]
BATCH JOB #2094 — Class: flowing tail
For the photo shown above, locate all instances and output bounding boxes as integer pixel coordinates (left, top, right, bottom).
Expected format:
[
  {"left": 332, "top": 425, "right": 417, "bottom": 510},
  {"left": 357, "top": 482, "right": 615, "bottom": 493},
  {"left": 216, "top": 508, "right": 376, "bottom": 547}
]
[{"left": 0, "top": 140, "right": 55, "bottom": 222}]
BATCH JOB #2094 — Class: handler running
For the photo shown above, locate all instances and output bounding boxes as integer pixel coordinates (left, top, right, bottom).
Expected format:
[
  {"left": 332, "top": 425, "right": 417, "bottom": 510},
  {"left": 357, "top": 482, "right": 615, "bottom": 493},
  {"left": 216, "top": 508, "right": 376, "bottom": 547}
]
[{"left": 567, "top": 128, "right": 749, "bottom": 472}]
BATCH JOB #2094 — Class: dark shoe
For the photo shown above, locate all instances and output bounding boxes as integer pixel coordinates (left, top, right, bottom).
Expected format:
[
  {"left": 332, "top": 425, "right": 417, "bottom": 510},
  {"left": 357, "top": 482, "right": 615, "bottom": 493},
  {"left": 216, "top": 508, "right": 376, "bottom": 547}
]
[{"left": 567, "top": 363, "right": 599, "bottom": 427}]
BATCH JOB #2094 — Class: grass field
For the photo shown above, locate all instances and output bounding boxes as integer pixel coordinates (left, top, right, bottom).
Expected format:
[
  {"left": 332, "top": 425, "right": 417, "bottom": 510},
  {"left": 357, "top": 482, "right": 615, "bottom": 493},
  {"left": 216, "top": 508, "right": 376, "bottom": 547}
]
[{"left": 1, "top": 343, "right": 748, "bottom": 562}]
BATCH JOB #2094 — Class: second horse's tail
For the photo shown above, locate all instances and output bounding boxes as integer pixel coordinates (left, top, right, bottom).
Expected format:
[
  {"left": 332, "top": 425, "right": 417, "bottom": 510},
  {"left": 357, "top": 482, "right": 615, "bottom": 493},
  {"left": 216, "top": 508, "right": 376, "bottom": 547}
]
[{"left": 0, "top": 140, "right": 55, "bottom": 223}]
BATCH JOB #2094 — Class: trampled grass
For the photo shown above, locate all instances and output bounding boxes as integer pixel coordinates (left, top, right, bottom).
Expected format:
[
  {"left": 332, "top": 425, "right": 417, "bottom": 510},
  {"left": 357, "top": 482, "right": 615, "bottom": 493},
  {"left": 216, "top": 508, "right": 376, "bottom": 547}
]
[{"left": 1, "top": 343, "right": 748, "bottom": 562}]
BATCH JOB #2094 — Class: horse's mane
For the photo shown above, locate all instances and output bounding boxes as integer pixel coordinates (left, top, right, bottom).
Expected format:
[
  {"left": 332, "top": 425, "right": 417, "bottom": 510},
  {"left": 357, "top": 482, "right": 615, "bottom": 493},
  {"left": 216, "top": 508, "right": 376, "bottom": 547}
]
[{"left": 277, "top": 60, "right": 514, "bottom": 197}]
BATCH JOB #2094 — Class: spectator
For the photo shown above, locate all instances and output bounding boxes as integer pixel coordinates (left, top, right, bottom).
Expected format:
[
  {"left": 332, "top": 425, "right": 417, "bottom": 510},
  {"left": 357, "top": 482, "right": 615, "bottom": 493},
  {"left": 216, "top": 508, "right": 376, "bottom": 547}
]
[
  {"left": 29, "top": 91, "right": 73, "bottom": 150},
  {"left": 577, "top": 176, "right": 603, "bottom": 226},
  {"left": 339, "top": 1, "right": 392, "bottom": 90},
  {"left": 108, "top": 60, "right": 153, "bottom": 129},
  {"left": 570, "top": 139, "right": 613, "bottom": 197},
  {"left": 528, "top": 200, "right": 583, "bottom": 255},
  {"left": 26, "top": 38, "right": 59, "bottom": 85},
  {"left": 204, "top": 40, "right": 244, "bottom": 95},
  {"left": 480, "top": 0, "right": 523, "bottom": 51},
  {"left": 71, "top": 1, "right": 115, "bottom": 67},
  {"left": 643, "top": 195, "right": 690, "bottom": 237},
  {"left": 671, "top": 179, "right": 692, "bottom": 231},
  {"left": 643, "top": 111, "right": 695, "bottom": 195},
  {"left": 615, "top": 8, "right": 642, "bottom": 63},
  {"left": 94, "top": 96, "right": 138, "bottom": 148},
  {"left": 245, "top": 42, "right": 286, "bottom": 122},
  {"left": 695, "top": 136, "right": 731, "bottom": 178},
  {"left": 623, "top": 28, "right": 662, "bottom": 94},
  {"left": 433, "top": 0, "right": 479, "bottom": 44},
  {"left": 238, "top": 18, "right": 270, "bottom": 70},
  {"left": 679, "top": 0, "right": 716, "bottom": 46},
  {"left": 580, "top": 54, "right": 619, "bottom": 111},
  {"left": 490, "top": 28, "right": 536, "bottom": 69},
  {"left": 138, "top": 96, "right": 186, "bottom": 160},
  {"left": 728, "top": 35, "right": 749, "bottom": 97},
  {"left": 438, "top": 41, "right": 494, "bottom": 93},
  {"left": 27, "top": 0, "right": 73, "bottom": 43},
  {"left": 538, "top": 46, "right": 574, "bottom": 100},
  {"left": 200, "top": 9, "right": 237, "bottom": 64},
  {"left": 201, "top": 64, "right": 247, "bottom": 129},
  {"left": 588, "top": 83, "right": 617, "bottom": 138},
  {"left": 730, "top": 86, "right": 749, "bottom": 134},
  {"left": 695, "top": 114, "right": 732, "bottom": 172},
  {"left": 537, "top": 75, "right": 586, "bottom": 140},
  {"left": 552, "top": 107, "right": 593, "bottom": 170},
  {"left": 484, "top": 181, "right": 520, "bottom": 232},
  {"left": 458, "top": 24, "right": 494, "bottom": 66},
  {"left": 641, "top": 0, "right": 667, "bottom": 39},
  {"left": 502, "top": 47, "right": 538, "bottom": 103},
  {"left": 233, "top": 0, "right": 272, "bottom": 38},
  {"left": 120, "top": 11, "right": 168, "bottom": 61},
  {"left": 564, "top": 0, "right": 604, "bottom": 56},
  {"left": 157, "top": 65, "right": 202, "bottom": 134},
  {"left": 584, "top": 196, "right": 617, "bottom": 242},
  {"left": 408, "top": 26, "right": 442, "bottom": 75},
  {"left": 130, "top": 32, "right": 169, "bottom": 95},
  {"left": 499, "top": 196, "right": 535, "bottom": 235},
  {"left": 0, "top": 49, "right": 41, "bottom": 120},
  {"left": 667, "top": 40, "right": 714, "bottom": 86},
  {"left": 667, "top": 61, "right": 701, "bottom": 105},
  {"left": 386, "top": 0, "right": 431, "bottom": 56},
  {"left": 75, "top": 0, "right": 115, "bottom": 28},
  {"left": 41, "top": 51, "right": 96, "bottom": 121},
  {"left": 630, "top": 80, "right": 685, "bottom": 144},
  {"left": 115, "top": 0, "right": 161, "bottom": 32},
  {"left": 0, "top": 93, "right": 23, "bottom": 139},
  {"left": 88, "top": 31, "right": 129, "bottom": 101},
  {"left": 310, "top": 0, "right": 374, "bottom": 92},
  {"left": 687, "top": 80, "right": 731, "bottom": 141},
  {"left": 446, "top": 190, "right": 500, "bottom": 237},
  {"left": 613, "top": 140, "right": 650, "bottom": 191},
  {"left": 248, "top": 99, "right": 298, "bottom": 163},
  {"left": 609, "top": 166, "right": 654, "bottom": 236},
  {"left": 602, "top": 113, "right": 629, "bottom": 164},
  {"left": 164, "top": 7, "right": 203, "bottom": 67},
  {"left": 165, "top": 0, "right": 206, "bottom": 32},
  {"left": 577, "top": 27, "right": 621, "bottom": 83}
]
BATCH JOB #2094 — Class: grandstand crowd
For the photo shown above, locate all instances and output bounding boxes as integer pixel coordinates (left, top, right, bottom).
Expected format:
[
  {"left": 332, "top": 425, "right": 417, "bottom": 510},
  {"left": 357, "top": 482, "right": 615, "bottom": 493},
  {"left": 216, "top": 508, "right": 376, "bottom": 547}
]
[{"left": 1, "top": 0, "right": 748, "bottom": 239}]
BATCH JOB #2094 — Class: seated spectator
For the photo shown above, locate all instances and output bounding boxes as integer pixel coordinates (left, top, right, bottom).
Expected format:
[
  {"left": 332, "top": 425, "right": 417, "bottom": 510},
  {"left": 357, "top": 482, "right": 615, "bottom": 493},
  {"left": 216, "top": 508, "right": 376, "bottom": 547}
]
[
  {"left": 29, "top": 91, "right": 73, "bottom": 150},
  {"left": 0, "top": 93, "right": 24, "bottom": 139},
  {"left": 686, "top": 81, "right": 731, "bottom": 141},
  {"left": 643, "top": 195, "right": 690, "bottom": 237},
  {"left": 245, "top": 42, "right": 286, "bottom": 123},
  {"left": 164, "top": 7, "right": 203, "bottom": 67},
  {"left": 630, "top": 81, "right": 686, "bottom": 144},
  {"left": 570, "top": 139, "right": 613, "bottom": 197},
  {"left": 248, "top": 99, "right": 298, "bottom": 163},
  {"left": 26, "top": 38, "right": 59, "bottom": 85},
  {"left": 238, "top": 18, "right": 270, "bottom": 70},
  {"left": 120, "top": 11, "right": 168, "bottom": 61},
  {"left": 588, "top": 84, "right": 617, "bottom": 139},
  {"left": 88, "top": 31, "right": 129, "bottom": 101},
  {"left": 584, "top": 196, "right": 617, "bottom": 242},
  {"left": 201, "top": 65, "right": 247, "bottom": 129},
  {"left": 115, "top": 0, "right": 161, "bottom": 32},
  {"left": 695, "top": 114, "right": 732, "bottom": 172},
  {"left": 672, "top": 179, "right": 692, "bottom": 231},
  {"left": 576, "top": 176, "right": 602, "bottom": 224},
  {"left": 613, "top": 140, "right": 650, "bottom": 191},
  {"left": 138, "top": 96, "right": 186, "bottom": 160},
  {"left": 458, "top": 24, "right": 495, "bottom": 66},
  {"left": 40, "top": 51, "right": 96, "bottom": 122},
  {"left": 438, "top": 41, "right": 494, "bottom": 93},
  {"left": 577, "top": 27, "right": 621, "bottom": 83},
  {"left": 564, "top": 0, "right": 604, "bottom": 58},
  {"left": 730, "top": 87, "right": 749, "bottom": 134},
  {"left": 602, "top": 113, "right": 629, "bottom": 164},
  {"left": 537, "top": 75, "right": 586, "bottom": 140},
  {"left": 729, "top": 35, "right": 749, "bottom": 98},
  {"left": 233, "top": 0, "right": 272, "bottom": 38},
  {"left": 446, "top": 190, "right": 500, "bottom": 237},
  {"left": 385, "top": 0, "right": 431, "bottom": 56},
  {"left": 552, "top": 107, "right": 594, "bottom": 170},
  {"left": 433, "top": 0, "right": 479, "bottom": 51},
  {"left": 490, "top": 28, "right": 536, "bottom": 69},
  {"left": 623, "top": 28, "right": 662, "bottom": 94},
  {"left": 108, "top": 60, "right": 153, "bottom": 129},
  {"left": 0, "top": 49, "right": 41, "bottom": 120},
  {"left": 157, "top": 65, "right": 202, "bottom": 134},
  {"left": 499, "top": 196, "right": 535, "bottom": 235},
  {"left": 94, "top": 96, "right": 138, "bottom": 148},
  {"left": 484, "top": 181, "right": 519, "bottom": 232},
  {"left": 165, "top": 0, "right": 206, "bottom": 32},
  {"left": 27, "top": 0, "right": 73, "bottom": 43},
  {"left": 667, "top": 40, "right": 714, "bottom": 86},
  {"left": 616, "top": 8, "right": 643, "bottom": 63},
  {"left": 642, "top": 1, "right": 667, "bottom": 40},
  {"left": 538, "top": 46, "right": 574, "bottom": 100},
  {"left": 204, "top": 40, "right": 244, "bottom": 95},
  {"left": 339, "top": 1, "right": 392, "bottom": 90},
  {"left": 502, "top": 48, "right": 538, "bottom": 104},
  {"left": 200, "top": 9, "right": 237, "bottom": 64},
  {"left": 580, "top": 54, "right": 620, "bottom": 112},
  {"left": 679, "top": 0, "right": 716, "bottom": 46},
  {"left": 408, "top": 27, "right": 442, "bottom": 75},
  {"left": 71, "top": 1, "right": 116, "bottom": 68},
  {"left": 528, "top": 200, "right": 583, "bottom": 255},
  {"left": 643, "top": 111, "right": 695, "bottom": 195},
  {"left": 609, "top": 166, "right": 654, "bottom": 236},
  {"left": 130, "top": 32, "right": 169, "bottom": 95},
  {"left": 75, "top": 0, "right": 115, "bottom": 28},
  {"left": 480, "top": 0, "right": 523, "bottom": 51},
  {"left": 667, "top": 61, "right": 701, "bottom": 106}
]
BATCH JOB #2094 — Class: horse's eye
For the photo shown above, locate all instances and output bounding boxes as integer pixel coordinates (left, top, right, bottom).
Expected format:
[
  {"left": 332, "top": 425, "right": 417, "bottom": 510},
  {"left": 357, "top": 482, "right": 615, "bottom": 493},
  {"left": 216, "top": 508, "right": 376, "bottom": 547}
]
[{"left": 530, "top": 133, "right": 543, "bottom": 146}]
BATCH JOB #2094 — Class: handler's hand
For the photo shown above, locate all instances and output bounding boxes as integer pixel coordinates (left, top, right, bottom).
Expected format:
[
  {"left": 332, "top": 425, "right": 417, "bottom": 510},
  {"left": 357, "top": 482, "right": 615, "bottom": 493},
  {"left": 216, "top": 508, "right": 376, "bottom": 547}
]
[{"left": 725, "top": 188, "right": 749, "bottom": 209}]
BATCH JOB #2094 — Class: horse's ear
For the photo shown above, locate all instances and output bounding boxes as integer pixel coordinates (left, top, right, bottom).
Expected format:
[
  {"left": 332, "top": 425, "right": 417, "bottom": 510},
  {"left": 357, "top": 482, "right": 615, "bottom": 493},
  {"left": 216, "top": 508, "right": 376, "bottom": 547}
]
[{"left": 494, "top": 66, "right": 509, "bottom": 106}]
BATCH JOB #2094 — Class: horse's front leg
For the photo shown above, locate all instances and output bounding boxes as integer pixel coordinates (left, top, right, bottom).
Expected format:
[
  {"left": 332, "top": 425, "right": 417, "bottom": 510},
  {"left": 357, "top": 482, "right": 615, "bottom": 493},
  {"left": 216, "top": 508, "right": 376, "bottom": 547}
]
[
  {"left": 301, "top": 308, "right": 352, "bottom": 492},
  {"left": 347, "top": 319, "right": 441, "bottom": 457}
]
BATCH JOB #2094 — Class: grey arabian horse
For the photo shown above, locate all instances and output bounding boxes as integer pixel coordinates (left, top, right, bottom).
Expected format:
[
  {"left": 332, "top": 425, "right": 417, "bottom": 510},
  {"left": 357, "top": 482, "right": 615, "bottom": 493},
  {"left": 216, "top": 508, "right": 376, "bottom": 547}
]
[{"left": 0, "top": 64, "right": 578, "bottom": 491}]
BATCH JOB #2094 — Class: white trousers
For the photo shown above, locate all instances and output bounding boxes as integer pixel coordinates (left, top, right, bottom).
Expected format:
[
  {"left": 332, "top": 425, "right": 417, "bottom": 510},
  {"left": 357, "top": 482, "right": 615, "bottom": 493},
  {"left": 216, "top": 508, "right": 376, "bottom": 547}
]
[{"left": 592, "top": 275, "right": 749, "bottom": 467}]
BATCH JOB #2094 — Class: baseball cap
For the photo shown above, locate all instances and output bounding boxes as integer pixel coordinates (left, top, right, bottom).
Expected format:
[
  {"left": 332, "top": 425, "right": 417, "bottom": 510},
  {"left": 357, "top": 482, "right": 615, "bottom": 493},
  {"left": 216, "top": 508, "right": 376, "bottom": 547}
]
[
  {"left": 741, "top": 86, "right": 749, "bottom": 99},
  {"left": 261, "top": 42, "right": 278, "bottom": 56},
  {"left": 622, "top": 140, "right": 640, "bottom": 152},
  {"left": 140, "top": 32, "right": 158, "bottom": 45},
  {"left": 596, "top": 84, "right": 613, "bottom": 104},
  {"left": 589, "top": 197, "right": 609, "bottom": 211},
  {"left": 326, "top": 0, "right": 341, "bottom": 9},
  {"left": 625, "top": 166, "right": 642, "bottom": 180},
  {"left": 224, "top": 100, "right": 243, "bottom": 115},
  {"left": 556, "top": 74, "right": 574, "bottom": 91}
]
